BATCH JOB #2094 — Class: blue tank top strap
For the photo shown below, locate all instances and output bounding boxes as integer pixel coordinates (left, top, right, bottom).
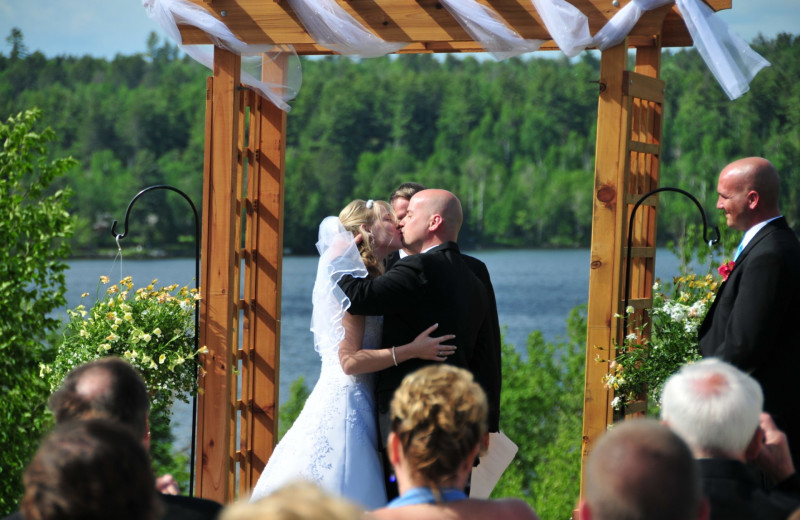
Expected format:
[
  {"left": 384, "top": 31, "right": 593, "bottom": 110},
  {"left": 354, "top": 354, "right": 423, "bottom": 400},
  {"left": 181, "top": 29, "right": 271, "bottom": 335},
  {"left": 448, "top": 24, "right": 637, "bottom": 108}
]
[{"left": 387, "top": 486, "right": 468, "bottom": 508}]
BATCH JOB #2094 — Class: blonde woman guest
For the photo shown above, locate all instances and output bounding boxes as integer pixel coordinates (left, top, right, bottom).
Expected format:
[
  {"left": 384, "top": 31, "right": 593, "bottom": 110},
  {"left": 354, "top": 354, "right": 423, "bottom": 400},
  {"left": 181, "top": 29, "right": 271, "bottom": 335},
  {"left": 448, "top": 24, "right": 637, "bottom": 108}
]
[
  {"left": 371, "top": 365, "right": 539, "bottom": 520},
  {"left": 250, "top": 200, "right": 455, "bottom": 509}
]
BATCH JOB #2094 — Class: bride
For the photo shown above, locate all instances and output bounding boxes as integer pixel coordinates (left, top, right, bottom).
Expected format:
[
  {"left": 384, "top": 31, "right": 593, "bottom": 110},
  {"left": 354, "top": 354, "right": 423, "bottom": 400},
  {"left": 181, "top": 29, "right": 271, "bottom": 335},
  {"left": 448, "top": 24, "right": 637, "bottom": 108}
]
[{"left": 249, "top": 199, "right": 455, "bottom": 509}]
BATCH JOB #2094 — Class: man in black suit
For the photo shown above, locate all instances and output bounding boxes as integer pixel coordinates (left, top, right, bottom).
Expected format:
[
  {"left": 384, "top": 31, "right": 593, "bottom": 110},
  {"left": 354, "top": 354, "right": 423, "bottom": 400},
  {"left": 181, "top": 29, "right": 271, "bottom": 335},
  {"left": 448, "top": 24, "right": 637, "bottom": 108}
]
[
  {"left": 340, "top": 189, "right": 501, "bottom": 433},
  {"left": 661, "top": 359, "right": 800, "bottom": 520},
  {"left": 4, "top": 357, "right": 223, "bottom": 520},
  {"left": 698, "top": 157, "right": 800, "bottom": 467}
]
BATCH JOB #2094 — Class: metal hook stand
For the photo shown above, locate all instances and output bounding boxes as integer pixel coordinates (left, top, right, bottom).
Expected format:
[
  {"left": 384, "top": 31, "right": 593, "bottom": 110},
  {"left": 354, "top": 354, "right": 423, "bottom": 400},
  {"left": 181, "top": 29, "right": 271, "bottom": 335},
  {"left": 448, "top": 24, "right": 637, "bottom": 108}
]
[
  {"left": 622, "top": 187, "right": 720, "bottom": 335},
  {"left": 111, "top": 185, "right": 200, "bottom": 497}
]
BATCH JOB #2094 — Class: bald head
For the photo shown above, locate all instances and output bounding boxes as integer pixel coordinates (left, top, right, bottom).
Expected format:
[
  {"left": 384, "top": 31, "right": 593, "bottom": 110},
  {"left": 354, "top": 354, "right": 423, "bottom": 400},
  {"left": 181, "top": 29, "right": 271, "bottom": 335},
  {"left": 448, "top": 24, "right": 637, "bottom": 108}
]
[
  {"left": 415, "top": 189, "right": 462, "bottom": 236},
  {"left": 400, "top": 189, "right": 463, "bottom": 252},
  {"left": 582, "top": 419, "right": 705, "bottom": 520},
  {"left": 716, "top": 157, "right": 780, "bottom": 231}
]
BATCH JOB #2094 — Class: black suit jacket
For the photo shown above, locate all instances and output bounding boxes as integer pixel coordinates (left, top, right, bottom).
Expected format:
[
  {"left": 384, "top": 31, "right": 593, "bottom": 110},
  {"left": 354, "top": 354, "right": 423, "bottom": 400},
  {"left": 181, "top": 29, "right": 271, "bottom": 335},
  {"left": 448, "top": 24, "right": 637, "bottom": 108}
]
[
  {"left": 339, "top": 242, "right": 502, "bottom": 432},
  {"left": 699, "top": 458, "right": 800, "bottom": 520},
  {"left": 699, "top": 217, "right": 800, "bottom": 464}
]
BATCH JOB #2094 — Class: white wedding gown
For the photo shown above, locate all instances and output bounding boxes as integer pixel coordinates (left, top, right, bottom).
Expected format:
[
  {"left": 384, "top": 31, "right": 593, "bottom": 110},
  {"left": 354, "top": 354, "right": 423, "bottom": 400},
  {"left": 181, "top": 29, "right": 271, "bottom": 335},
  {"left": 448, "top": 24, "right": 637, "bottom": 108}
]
[{"left": 249, "top": 315, "right": 387, "bottom": 509}]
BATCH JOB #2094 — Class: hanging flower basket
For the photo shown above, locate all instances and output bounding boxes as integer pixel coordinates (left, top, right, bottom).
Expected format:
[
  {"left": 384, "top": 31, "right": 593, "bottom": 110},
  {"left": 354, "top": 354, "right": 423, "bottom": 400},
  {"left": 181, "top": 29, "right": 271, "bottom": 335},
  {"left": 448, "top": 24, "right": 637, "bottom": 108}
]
[{"left": 42, "top": 276, "right": 205, "bottom": 410}]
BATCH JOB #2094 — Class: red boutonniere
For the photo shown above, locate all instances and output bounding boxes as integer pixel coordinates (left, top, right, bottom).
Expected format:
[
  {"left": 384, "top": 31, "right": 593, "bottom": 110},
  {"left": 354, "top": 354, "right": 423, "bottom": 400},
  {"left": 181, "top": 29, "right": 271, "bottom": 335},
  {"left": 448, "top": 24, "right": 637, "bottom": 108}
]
[{"left": 718, "top": 260, "right": 735, "bottom": 281}]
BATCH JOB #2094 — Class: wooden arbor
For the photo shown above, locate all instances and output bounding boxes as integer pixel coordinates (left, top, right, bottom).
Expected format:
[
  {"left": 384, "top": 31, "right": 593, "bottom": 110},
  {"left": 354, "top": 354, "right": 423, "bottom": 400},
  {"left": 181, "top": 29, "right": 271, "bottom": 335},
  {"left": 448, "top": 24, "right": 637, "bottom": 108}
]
[{"left": 182, "top": 0, "right": 732, "bottom": 504}]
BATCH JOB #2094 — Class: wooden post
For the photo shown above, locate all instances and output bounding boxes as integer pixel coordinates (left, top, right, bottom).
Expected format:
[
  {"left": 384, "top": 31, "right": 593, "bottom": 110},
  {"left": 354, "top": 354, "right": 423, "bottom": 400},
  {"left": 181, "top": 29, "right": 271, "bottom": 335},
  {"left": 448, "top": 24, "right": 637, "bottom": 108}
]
[
  {"left": 580, "top": 41, "right": 629, "bottom": 496},
  {"left": 196, "top": 47, "right": 241, "bottom": 504},
  {"left": 240, "top": 56, "right": 288, "bottom": 492}
]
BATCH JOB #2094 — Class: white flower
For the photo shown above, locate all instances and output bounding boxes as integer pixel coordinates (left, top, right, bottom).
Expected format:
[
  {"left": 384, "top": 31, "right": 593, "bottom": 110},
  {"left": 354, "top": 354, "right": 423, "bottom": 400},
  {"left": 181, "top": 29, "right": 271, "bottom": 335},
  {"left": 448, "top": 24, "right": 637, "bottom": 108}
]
[
  {"left": 626, "top": 333, "right": 638, "bottom": 342},
  {"left": 611, "top": 396, "right": 621, "bottom": 409}
]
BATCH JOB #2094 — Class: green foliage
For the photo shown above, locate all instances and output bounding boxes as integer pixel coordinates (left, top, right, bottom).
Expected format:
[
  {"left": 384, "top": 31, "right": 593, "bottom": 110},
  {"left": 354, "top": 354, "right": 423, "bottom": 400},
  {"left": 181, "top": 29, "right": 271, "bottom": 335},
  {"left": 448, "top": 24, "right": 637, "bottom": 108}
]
[
  {"left": 494, "top": 306, "right": 586, "bottom": 520},
  {"left": 0, "top": 108, "right": 75, "bottom": 513},
  {"left": 278, "top": 376, "right": 311, "bottom": 440}
]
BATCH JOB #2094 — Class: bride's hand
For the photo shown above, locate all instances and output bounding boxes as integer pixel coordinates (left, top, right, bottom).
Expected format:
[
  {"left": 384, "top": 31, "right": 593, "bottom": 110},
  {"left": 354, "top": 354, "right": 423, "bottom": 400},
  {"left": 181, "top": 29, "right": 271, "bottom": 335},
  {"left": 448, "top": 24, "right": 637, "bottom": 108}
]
[{"left": 407, "top": 323, "right": 456, "bottom": 362}]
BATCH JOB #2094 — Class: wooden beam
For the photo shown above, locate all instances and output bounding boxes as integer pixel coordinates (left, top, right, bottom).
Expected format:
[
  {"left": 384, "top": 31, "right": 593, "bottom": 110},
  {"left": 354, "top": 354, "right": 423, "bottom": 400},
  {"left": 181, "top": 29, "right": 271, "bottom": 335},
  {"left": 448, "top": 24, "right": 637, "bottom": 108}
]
[
  {"left": 195, "top": 46, "right": 241, "bottom": 504},
  {"left": 177, "top": 0, "right": 730, "bottom": 50},
  {"left": 580, "top": 40, "right": 629, "bottom": 497}
]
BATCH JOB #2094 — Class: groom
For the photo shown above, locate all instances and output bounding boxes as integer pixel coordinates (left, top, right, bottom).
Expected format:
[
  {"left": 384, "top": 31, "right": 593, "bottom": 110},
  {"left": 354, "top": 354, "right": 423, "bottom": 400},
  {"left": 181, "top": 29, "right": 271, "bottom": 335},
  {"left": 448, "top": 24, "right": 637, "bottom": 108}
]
[{"left": 338, "top": 189, "right": 501, "bottom": 434}]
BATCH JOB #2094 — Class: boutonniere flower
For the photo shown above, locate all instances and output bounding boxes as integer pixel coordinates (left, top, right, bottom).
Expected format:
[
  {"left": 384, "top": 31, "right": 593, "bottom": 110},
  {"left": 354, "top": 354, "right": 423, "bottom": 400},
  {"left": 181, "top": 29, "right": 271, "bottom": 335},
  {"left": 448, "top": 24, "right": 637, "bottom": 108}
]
[{"left": 718, "top": 260, "right": 735, "bottom": 281}]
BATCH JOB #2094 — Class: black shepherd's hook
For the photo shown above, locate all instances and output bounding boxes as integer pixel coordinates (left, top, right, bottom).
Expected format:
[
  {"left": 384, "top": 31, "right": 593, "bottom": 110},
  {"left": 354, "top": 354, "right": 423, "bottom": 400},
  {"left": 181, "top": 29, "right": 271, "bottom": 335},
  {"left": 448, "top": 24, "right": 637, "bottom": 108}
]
[
  {"left": 623, "top": 187, "right": 720, "bottom": 335},
  {"left": 111, "top": 184, "right": 201, "bottom": 497}
]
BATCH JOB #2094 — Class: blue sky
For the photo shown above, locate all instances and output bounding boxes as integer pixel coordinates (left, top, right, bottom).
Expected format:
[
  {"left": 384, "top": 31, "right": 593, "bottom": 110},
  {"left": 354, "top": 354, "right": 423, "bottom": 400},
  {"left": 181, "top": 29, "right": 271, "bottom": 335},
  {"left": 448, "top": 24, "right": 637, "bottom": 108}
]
[{"left": 0, "top": 0, "right": 797, "bottom": 60}]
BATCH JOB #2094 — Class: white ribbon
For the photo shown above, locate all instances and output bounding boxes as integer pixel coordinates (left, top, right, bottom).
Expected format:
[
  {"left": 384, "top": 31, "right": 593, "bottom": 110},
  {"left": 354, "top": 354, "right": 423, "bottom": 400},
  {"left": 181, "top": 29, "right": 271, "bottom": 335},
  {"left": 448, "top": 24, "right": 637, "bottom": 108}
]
[
  {"left": 591, "top": 0, "right": 769, "bottom": 100},
  {"left": 439, "top": 0, "right": 543, "bottom": 60},
  {"left": 142, "top": 0, "right": 301, "bottom": 111},
  {"left": 529, "top": 0, "right": 593, "bottom": 58},
  {"left": 287, "top": 0, "right": 407, "bottom": 58}
]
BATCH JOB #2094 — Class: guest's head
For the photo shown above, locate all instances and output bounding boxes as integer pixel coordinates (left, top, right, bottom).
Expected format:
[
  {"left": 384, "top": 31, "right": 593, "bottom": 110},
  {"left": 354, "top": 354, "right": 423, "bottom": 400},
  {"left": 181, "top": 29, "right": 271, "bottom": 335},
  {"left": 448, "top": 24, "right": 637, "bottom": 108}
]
[
  {"left": 339, "top": 199, "right": 400, "bottom": 275},
  {"left": 399, "top": 189, "right": 462, "bottom": 253},
  {"left": 389, "top": 182, "right": 426, "bottom": 221},
  {"left": 222, "top": 481, "right": 362, "bottom": 520},
  {"left": 388, "top": 365, "right": 487, "bottom": 494},
  {"left": 661, "top": 358, "right": 763, "bottom": 459},
  {"left": 716, "top": 156, "right": 781, "bottom": 231},
  {"left": 21, "top": 418, "right": 160, "bottom": 520},
  {"left": 579, "top": 419, "right": 707, "bottom": 520},
  {"left": 48, "top": 356, "right": 151, "bottom": 445}
]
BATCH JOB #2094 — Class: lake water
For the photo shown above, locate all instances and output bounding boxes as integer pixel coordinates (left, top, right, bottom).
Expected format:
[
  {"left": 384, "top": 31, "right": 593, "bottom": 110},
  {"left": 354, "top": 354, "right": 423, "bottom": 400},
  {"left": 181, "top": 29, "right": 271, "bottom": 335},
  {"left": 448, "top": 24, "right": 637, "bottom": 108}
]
[{"left": 64, "top": 249, "right": 687, "bottom": 454}]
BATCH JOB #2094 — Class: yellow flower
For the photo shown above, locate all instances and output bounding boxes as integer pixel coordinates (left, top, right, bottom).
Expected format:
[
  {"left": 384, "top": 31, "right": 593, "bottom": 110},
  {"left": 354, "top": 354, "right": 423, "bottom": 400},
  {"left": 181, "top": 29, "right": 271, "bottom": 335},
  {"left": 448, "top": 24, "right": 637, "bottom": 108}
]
[
  {"left": 124, "top": 312, "right": 134, "bottom": 323},
  {"left": 153, "top": 328, "right": 162, "bottom": 337},
  {"left": 81, "top": 292, "right": 89, "bottom": 298},
  {"left": 150, "top": 360, "right": 158, "bottom": 369},
  {"left": 79, "top": 329, "right": 90, "bottom": 338},
  {"left": 105, "top": 311, "right": 117, "bottom": 320},
  {"left": 106, "top": 333, "right": 119, "bottom": 342},
  {"left": 107, "top": 285, "right": 119, "bottom": 294},
  {"left": 100, "top": 276, "right": 110, "bottom": 284},
  {"left": 198, "top": 346, "right": 209, "bottom": 354},
  {"left": 142, "top": 333, "right": 152, "bottom": 343},
  {"left": 159, "top": 354, "right": 166, "bottom": 364}
]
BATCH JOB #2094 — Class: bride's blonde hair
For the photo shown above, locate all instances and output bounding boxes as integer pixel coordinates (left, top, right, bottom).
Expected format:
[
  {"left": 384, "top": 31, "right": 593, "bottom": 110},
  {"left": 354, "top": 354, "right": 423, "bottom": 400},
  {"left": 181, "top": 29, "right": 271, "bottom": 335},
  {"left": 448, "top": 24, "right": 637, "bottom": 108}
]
[{"left": 339, "top": 199, "right": 393, "bottom": 278}]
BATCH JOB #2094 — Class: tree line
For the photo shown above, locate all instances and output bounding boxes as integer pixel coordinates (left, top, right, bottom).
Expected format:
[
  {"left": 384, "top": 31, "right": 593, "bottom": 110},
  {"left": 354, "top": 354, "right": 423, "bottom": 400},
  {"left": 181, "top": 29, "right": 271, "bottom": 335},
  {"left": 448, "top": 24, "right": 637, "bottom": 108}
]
[{"left": 2, "top": 29, "right": 798, "bottom": 255}]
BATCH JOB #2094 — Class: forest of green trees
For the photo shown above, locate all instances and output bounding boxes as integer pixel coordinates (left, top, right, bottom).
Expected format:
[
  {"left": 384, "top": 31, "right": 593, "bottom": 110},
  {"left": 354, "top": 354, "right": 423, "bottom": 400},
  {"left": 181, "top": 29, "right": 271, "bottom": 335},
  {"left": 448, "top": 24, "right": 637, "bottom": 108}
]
[{"left": 2, "top": 30, "right": 799, "bottom": 256}]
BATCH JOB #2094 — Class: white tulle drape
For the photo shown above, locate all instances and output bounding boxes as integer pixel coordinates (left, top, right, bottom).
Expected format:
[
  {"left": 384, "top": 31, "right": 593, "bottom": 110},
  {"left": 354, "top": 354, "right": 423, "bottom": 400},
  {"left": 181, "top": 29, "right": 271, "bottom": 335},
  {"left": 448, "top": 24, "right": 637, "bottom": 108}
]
[
  {"left": 591, "top": 0, "right": 769, "bottom": 100},
  {"left": 592, "top": 0, "right": 672, "bottom": 50},
  {"left": 529, "top": 0, "right": 593, "bottom": 58},
  {"left": 142, "top": 0, "right": 301, "bottom": 111},
  {"left": 310, "top": 217, "right": 368, "bottom": 355},
  {"left": 286, "top": 0, "right": 407, "bottom": 58},
  {"left": 675, "top": 0, "right": 770, "bottom": 100},
  {"left": 439, "top": 0, "right": 543, "bottom": 60}
]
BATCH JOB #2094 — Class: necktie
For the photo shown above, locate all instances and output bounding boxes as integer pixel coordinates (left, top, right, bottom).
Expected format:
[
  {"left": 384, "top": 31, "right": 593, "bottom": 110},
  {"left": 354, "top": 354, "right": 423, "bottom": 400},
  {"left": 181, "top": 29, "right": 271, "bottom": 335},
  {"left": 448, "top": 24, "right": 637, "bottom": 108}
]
[{"left": 733, "top": 241, "right": 744, "bottom": 261}]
